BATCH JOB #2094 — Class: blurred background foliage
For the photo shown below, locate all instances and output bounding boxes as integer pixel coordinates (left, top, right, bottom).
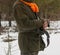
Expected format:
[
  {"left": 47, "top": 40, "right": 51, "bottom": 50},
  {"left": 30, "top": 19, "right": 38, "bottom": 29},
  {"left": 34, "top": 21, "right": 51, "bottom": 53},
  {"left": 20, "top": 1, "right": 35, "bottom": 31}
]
[
  {"left": 34, "top": 0, "right": 60, "bottom": 20},
  {"left": 0, "top": 0, "right": 60, "bottom": 21}
]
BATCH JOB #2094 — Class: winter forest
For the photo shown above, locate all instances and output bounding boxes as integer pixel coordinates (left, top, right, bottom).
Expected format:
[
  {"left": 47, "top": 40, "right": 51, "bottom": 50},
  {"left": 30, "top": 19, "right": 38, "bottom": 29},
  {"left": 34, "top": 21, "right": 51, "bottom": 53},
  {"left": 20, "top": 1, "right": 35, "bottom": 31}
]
[{"left": 0, "top": 0, "right": 60, "bottom": 55}]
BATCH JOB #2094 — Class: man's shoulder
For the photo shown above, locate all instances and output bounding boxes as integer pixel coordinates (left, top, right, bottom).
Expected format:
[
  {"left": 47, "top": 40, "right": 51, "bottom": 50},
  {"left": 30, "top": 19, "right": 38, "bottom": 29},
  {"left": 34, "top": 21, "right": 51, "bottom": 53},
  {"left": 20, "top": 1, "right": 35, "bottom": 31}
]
[{"left": 13, "top": 1, "right": 22, "bottom": 8}]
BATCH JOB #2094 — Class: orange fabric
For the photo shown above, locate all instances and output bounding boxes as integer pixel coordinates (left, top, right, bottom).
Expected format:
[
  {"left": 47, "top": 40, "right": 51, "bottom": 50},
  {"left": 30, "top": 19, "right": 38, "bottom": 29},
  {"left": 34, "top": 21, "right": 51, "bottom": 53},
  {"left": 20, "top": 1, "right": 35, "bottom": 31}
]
[{"left": 20, "top": 0, "right": 39, "bottom": 12}]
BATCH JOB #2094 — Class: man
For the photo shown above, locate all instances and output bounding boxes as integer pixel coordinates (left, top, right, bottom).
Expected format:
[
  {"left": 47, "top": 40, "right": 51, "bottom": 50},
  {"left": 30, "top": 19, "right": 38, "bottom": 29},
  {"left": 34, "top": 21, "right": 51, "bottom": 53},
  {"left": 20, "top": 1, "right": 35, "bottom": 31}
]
[{"left": 13, "top": 0, "right": 49, "bottom": 55}]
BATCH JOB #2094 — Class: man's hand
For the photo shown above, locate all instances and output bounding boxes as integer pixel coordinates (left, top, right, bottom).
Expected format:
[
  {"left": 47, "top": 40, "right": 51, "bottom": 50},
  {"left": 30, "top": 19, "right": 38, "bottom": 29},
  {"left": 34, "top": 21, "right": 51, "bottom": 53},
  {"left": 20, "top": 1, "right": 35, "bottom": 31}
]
[{"left": 43, "top": 19, "right": 49, "bottom": 30}]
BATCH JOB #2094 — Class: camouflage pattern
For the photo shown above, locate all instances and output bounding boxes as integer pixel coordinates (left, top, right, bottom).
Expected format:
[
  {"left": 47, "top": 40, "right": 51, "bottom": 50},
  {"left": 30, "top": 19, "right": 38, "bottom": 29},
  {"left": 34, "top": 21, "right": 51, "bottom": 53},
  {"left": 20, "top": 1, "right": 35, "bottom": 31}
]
[{"left": 13, "top": 1, "right": 45, "bottom": 52}]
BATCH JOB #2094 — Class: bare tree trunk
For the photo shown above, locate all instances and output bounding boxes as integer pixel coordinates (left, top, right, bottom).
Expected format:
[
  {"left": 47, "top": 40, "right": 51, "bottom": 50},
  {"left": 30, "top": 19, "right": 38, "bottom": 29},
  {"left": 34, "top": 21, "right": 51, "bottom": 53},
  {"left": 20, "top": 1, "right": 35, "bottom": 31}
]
[{"left": 0, "top": 13, "right": 1, "bottom": 27}]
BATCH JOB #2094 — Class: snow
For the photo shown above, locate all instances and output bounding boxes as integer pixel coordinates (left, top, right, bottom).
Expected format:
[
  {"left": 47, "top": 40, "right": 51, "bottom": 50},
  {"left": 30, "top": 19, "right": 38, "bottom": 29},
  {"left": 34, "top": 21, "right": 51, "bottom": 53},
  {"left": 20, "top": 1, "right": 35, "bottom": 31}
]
[
  {"left": 0, "top": 21, "right": 60, "bottom": 55},
  {"left": 0, "top": 33, "right": 60, "bottom": 55},
  {"left": 39, "top": 33, "right": 60, "bottom": 55}
]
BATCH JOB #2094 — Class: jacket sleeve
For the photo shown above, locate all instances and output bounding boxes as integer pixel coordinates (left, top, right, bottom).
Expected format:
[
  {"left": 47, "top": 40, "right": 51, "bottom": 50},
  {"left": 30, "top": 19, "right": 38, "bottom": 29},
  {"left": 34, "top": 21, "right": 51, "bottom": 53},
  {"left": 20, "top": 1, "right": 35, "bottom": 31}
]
[{"left": 14, "top": 5, "right": 43, "bottom": 29}]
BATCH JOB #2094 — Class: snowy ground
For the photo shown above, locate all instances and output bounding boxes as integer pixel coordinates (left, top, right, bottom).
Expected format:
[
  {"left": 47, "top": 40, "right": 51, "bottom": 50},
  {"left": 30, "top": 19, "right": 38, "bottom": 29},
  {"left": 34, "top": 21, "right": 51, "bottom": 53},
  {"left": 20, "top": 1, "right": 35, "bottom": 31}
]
[
  {"left": 39, "top": 33, "right": 60, "bottom": 55},
  {"left": 0, "top": 33, "right": 60, "bottom": 55},
  {"left": 0, "top": 21, "right": 60, "bottom": 55}
]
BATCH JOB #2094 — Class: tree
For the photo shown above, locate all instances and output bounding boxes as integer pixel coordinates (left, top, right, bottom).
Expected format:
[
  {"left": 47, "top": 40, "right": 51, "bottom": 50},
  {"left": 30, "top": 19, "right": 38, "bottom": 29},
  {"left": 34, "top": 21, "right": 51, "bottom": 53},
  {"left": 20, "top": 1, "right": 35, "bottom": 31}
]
[
  {"left": 0, "top": 0, "right": 60, "bottom": 20},
  {"left": 34, "top": 0, "right": 60, "bottom": 20}
]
